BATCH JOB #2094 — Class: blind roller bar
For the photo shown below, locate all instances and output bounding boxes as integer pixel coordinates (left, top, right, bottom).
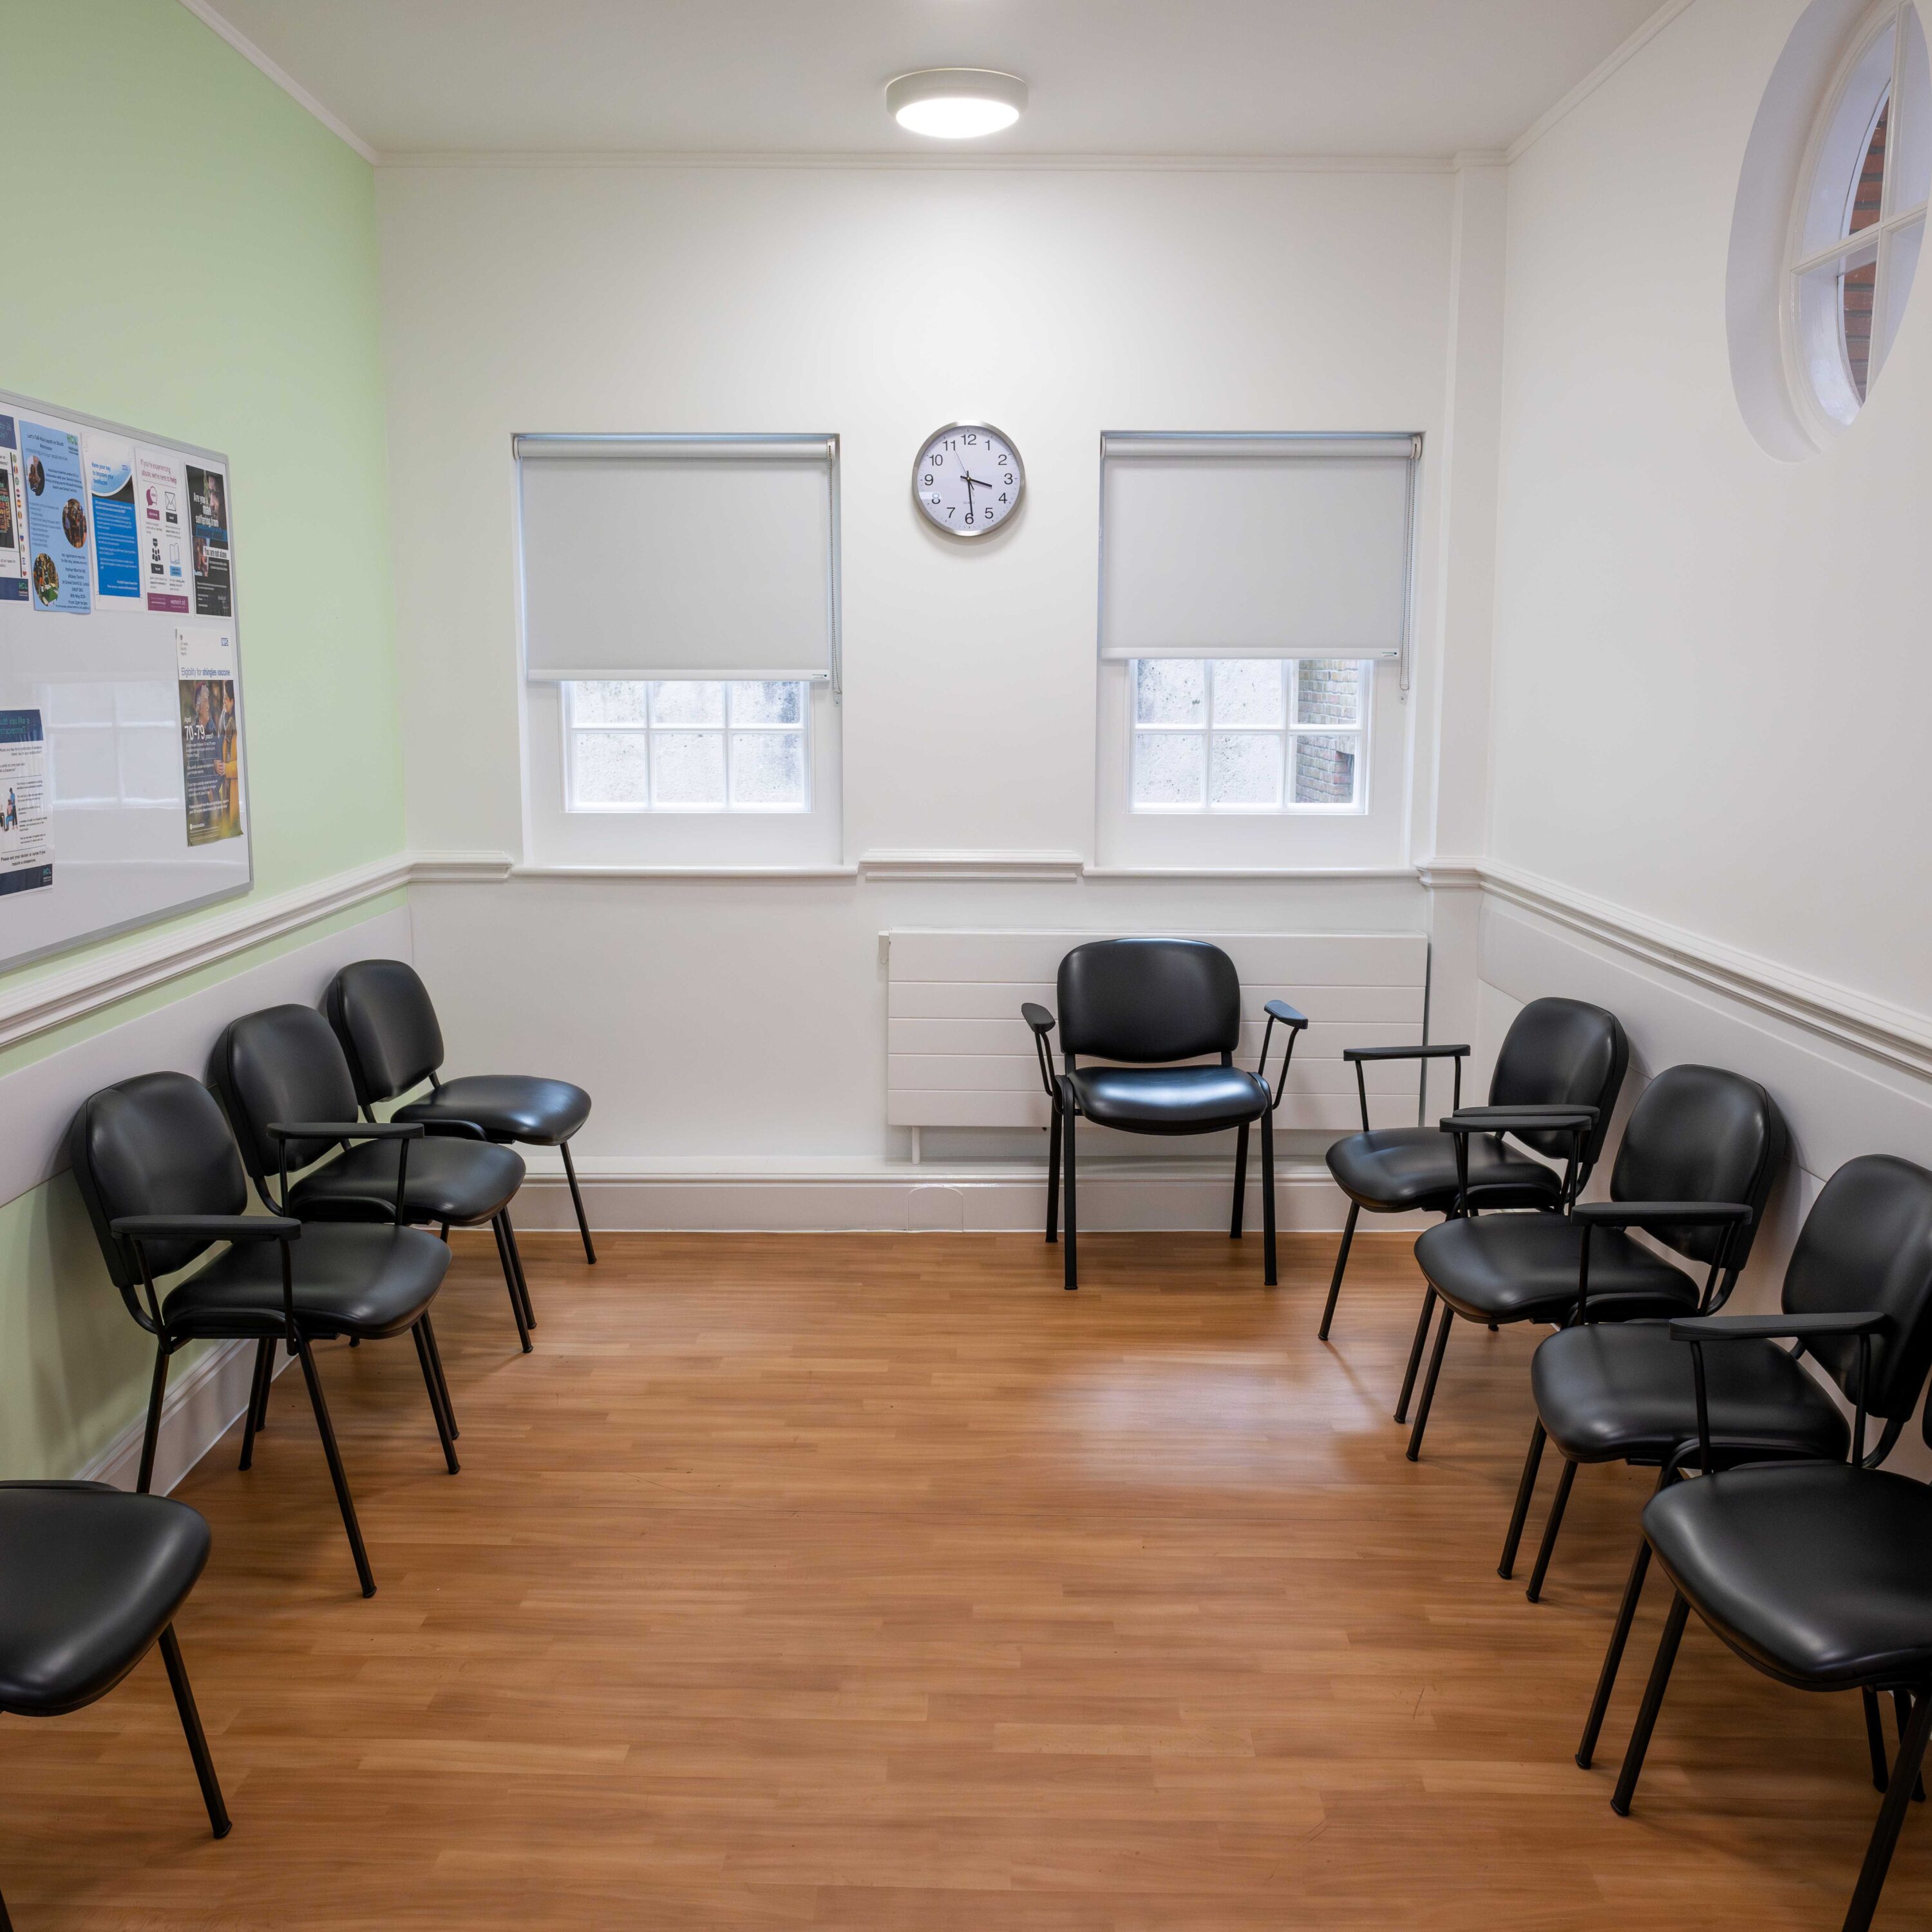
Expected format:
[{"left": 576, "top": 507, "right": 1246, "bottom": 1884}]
[
  {"left": 514, "top": 433, "right": 836, "bottom": 464},
  {"left": 1102, "top": 433, "right": 1421, "bottom": 463}
]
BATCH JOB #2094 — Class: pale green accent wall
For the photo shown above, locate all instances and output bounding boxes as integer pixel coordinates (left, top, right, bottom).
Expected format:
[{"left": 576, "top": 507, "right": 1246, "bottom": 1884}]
[{"left": 0, "top": 0, "right": 405, "bottom": 1475}]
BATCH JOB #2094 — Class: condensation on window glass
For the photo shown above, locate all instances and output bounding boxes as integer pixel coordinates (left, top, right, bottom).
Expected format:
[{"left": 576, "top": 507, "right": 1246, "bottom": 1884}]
[
  {"left": 652, "top": 730, "right": 728, "bottom": 807},
  {"left": 1132, "top": 729, "right": 1206, "bottom": 808},
  {"left": 730, "top": 681, "right": 804, "bottom": 726},
  {"left": 569, "top": 680, "right": 650, "bottom": 726},
  {"left": 1134, "top": 658, "right": 1205, "bottom": 727},
  {"left": 1209, "top": 732, "right": 1283, "bottom": 808},
  {"left": 1294, "top": 659, "right": 1363, "bottom": 728},
  {"left": 570, "top": 730, "right": 649, "bottom": 806},
  {"left": 1293, "top": 734, "right": 1360, "bottom": 808},
  {"left": 730, "top": 730, "right": 806, "bottom": 807},
  {"left": 1208, "top": 659, "right": 1284, "bottom": 728},
  {"left": 649, "top": 680, "right": 725, "bottom": 727}
]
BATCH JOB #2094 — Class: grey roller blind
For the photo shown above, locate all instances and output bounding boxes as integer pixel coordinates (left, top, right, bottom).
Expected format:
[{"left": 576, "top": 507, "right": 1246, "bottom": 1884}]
[
  {"left": 1099, "top": 433, "right": 1419, "bottom": 661},
  {"left": 517, "top": 435, "right": 837, "bottom": 682}
]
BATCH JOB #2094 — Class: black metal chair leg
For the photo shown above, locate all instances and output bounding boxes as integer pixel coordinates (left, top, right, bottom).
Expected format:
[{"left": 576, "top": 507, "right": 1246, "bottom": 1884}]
[
  {"left": 1526, "top": 1455, "right": 1579, "bottom": 1603},
  {"left": 559, "top": 1136, "right": 596, "bottom": 1264},
  {"left": 1394, "top": 1285, "right": 1437, "bottom": 1424},
  {"left": 1867, "top": 1689, "right": 1893, "bottom": 1793},
  {"left": 1847, "top": 1683, "right": 1932, "bottom": 1932},
  {"left": 412, "top": 1321, "right": 460, "bottom": 1474},
  {"left": 238, "top": 1338, "right": 274, "bottom": 1472},
  {"left": 1, "top": 1877, "right": 12, "bottom": 1931},
  {"left": 1579, "top": 1537, "right": 1655, "bottom": 1769},
  {"left": 490, "top": 1215, "right": 534, "bottom": 1352},
  {"left": 294, "top": 1335, "right": 376, "bottom": 1598},
  {"left": 1230, "top": 1121, "right": 1249, "bottom": 1238},
  {"left": 136, "top": 1344, "right": 172, "bottom": 1495},
  {"left": 501, "top": 1209, "right": 537, "bottom": 1329},
  {"left": 1318, "top": 1202, "right": 1358, "bottom": 1341},
  {"left": 1405, "top": 1302, "right": 1454, "bottom": 1461},
  {"left": 1499, "top": 1420, "right": 1546, "bottom": 1579},
  {"left": 1611, "top": 1589, "right": 1690, "bottom": 1815},
  {"left": 1892, "top": 1690, "right": 1927, "bottom": 1801},
  {"left": 1045, "top": 1103, "right": 1061, "bottom": 1244},
  {"left": 158, "top": 1625, "right": 231, "bottom": 1838},
  {"left": 421, "top": 1312, "right": 459, "bottom": 1439},
  {"left": 1063, "top": 1109, "right": 1078, "bottom": 1291},
  {"left": 1260, "top": 1108, "right": 1277, "bottom": 1287}
]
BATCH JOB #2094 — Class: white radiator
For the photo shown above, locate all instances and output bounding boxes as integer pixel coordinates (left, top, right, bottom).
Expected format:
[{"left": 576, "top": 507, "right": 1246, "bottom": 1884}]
[{"left": 886, "top": 929, "right": 1431, "bottom": 1133}]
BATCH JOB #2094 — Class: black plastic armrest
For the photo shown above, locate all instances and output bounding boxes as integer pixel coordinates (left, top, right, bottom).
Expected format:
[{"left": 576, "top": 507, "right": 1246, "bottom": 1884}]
[
  {"left": 1668, "top": 1310, "right": 1888, "bottom": 1343},
  {"left": 266, "top": 1120, "right": 424, "bottom": 1141},
  {"left": 112, "top": 1214, "right": 300, "bottom": 1242},
  {"left": 1259, "top": 1001, "right": 1309, "bottom": 1112},
  {"left": 1343, "top": 1043, "right": 1469, "bottom": 1063},
  {"left": 1574, "top": 1200, "right": 1752, "bottom": 1229},
  {"left": 1021, "top": 1003, "right": 1056, "bottom": 1036},
  {"left": 1439, "top": 1108, "right": 1595, "bottom": 1137},
  {"left": 1263, "top": 1000, "right": 1308, "bottom": 1030},
  {"left": 1021, "top": 1003, "right": 1059, "bottom": 1103}
]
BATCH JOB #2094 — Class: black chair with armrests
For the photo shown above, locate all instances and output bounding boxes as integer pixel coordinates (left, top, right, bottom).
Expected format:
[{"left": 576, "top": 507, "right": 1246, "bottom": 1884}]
[
  {"left": 1409, "top": 1063, "right": 1786, "bottom": 1479},
  {"left": 1021, "top": 938, "right": 1306, "bottom": 1293},
  {"left": 68, "top": 1072, "right": 457, "bottom": 1599},
  {"left": 325, "top": 959, "right": 597, "bottom": 1265},
  {"left": 1320, "top": 999, "right": 1630, "bottom": 1408},
  {"left": 212, "top": 1004, "right": 536, "bottom": 1354},
  {"left": 1600, "top": 1154, "right": 1932, "bottom": 1932},
  {"left": 1, "top": 1481, "right": 229, "bottom": 1926},
  {"left": 1567, "top": 1154, "right": 1932, "bottom": 1799}
]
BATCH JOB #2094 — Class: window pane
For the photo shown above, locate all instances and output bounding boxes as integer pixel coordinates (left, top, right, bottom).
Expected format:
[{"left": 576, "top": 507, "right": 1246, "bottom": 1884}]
[
  {"left": 649, "top": 681, "right": 725, "bottom": 726},
  {"left": 1133, "top": 658, "right": 1205, "bottom": 727},
  {"left": 1842, "top": 251, "right": 1880, "bottom": 400},
  {"left": 1848, "top": 96, "right": 1889, "bottom": 235},
  {"left": 1209, "top": 659, "right": 1284, "bottom": 727},
  {"left": 569, "top": 679, "right": 650, "bottom": 726},
  {"left": 1293, "top": 734, "right": 1360, "bottom": 806},
  {"left": 1209, "top": 732, "right": 1283, "bottom": 808},
  {"left": 1878, "top": 215, "right": 1927, "bottom": 374},
  {"left": 1294, "top": 659, "right": 1364, "bottom": 728},
  {"left": 1797, "top": 240, "right": 1875, "bottom": 424},
  {"left": 730, "top": 730, "right": 806, "bottom": 806},
  {"left": 652, "top": 729, "right": 727, "bottom": 806},
  {"left": 1132, "top": 730, "right": 1205, "bottom": 808},
  {"left": 729, "top": 680, "right": 803, "bottom": 726},
  {"left": 569, "top": 729, "right": 649, "bottom": 806}
]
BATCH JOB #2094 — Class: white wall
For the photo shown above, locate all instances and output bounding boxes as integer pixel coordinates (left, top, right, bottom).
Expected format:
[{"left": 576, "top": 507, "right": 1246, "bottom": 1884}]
[{"left": 379, "top": 159, "right": 1499, "bottom": 1212}]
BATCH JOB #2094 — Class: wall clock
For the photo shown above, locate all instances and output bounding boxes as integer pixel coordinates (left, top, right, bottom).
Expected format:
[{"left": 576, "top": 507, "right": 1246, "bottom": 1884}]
[{"left": 912, "top": 422, "right": 1024, "bottom": 538}]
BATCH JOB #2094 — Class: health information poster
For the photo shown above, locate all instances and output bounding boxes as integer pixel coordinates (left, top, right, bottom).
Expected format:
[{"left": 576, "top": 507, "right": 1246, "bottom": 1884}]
[
  {"left": 137, "top": 445, "right": 191, "bottom": 612},
  {"left": 86, "top": 437, "right": 140, "bottom": 600},
  {"left": 177, "top": 624, "right": 243, "bottom": 845},
  {"left": 0, "top": 417, "right": 28, "bottom": 603},
  {"left": 187, "top": 463, "right": 231, "bottom": 617},
  {"left": 21, "top": 420, "right": 91, "bottom": 614},
  {"left": 0, "top": 710, "right": 52, "bottom": 896}
]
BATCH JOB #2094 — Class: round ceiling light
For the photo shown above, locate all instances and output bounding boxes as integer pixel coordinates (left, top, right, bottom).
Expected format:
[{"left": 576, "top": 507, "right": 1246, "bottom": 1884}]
[{"left": 886, "top": 68, "right": 1028, "bottom": 140}]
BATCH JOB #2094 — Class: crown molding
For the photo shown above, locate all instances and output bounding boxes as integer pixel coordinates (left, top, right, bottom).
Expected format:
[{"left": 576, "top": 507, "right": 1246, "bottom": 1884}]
[
  {"left": 174, "top": 0, "right": 379, "bottom": 164},
  {"left": 1506, "top": 0, "right": 1701, "bottom": 164}
]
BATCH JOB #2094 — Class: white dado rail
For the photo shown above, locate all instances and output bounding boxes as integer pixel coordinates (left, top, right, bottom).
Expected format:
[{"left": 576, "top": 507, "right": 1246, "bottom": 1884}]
[{"left": 884, "top": 928, "right": 1432, "bottom": 1133}]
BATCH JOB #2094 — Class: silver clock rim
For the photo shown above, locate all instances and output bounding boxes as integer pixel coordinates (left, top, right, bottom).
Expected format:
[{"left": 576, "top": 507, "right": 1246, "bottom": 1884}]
[{"left": 911, "top": 420, "right": 1024, "bottom": 541}]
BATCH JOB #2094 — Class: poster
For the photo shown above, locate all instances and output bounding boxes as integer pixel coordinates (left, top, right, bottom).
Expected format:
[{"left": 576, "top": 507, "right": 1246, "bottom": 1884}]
[
  {"left": 187, "top": 462, "right": 231, "bottom": 617},
  {"left": 21, "top": 419, "right": 91, "bottom": 614},
  {"left": 0, "top": 710, "right": 53, "bottom": 896},
  {"left": 176, "top": 625, "right": 242, "bottom": 845},
  {"left": 86, "top": 436, "right": 140, "bottom": 600},
  {"left": 0, "top": 417, "right": 27, "bottom": 602},
  {"left": 137, "top": 445, "right": 191, "bottom": 612}
]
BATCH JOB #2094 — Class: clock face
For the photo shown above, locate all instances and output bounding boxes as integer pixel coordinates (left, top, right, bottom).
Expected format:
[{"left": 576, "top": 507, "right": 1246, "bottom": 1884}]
[{"left": 913, "top": 422, "right": 1023, "bottom": 538}]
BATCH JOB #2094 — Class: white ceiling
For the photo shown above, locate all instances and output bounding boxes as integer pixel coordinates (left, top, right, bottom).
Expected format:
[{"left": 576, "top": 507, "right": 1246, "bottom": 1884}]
[{"left": 200, "top": 0, "right": 1669, "bottom": 161}]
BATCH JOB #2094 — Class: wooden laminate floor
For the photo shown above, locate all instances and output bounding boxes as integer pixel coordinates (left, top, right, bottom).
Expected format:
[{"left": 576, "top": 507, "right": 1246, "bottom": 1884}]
[{"left": 6, "top": 1229, "right": 1927, "bottom": 1929}]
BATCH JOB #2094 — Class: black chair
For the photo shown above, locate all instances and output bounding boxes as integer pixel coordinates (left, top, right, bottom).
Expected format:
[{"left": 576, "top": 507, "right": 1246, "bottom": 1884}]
[
  {"left": 1601, "top": 1155, "right": 1932, "bottom": 1932},
  {"left": 68, "top": 1073, "right": 455, "bottom": 1599},
  {"left": 1322, "top": 996, "right": 1628, "bottom": 1420},
  {"left": 212, "top": 1004, "right": 536, "bottom": 1353},
  {"left": 325, "top": 959, "right": 597, "bottom": 1265},
  {"left": 1568, "top": 1154, "right": 1932, "bottom": 1791},
  {"left": 1407, "top": 1063, "right": 1786, "bottom": 1475},
  {"left": 0, "top": 1481, "right": 229, "bottom": 1925},
  {"left": 1021, "top": 938, "right": 1306, "bottom": 1293}
]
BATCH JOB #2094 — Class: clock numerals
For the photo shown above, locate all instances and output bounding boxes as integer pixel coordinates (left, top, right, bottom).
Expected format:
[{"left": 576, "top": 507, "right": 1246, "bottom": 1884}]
[{"left": 913, "top": 424, "right": 1022, "bottom": 536}]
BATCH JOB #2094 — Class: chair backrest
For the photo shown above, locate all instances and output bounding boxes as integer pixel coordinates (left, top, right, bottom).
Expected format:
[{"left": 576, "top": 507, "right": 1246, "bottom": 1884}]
[
  {"left": 1056, "top": 938, "right": 1241, "bottom": 1063},
  {"left": 1607, "top": 1064, "right": 1788, "bottom": 1272},
  {"left": 325, "top": 959, "right": 445, "bottom": 1106},
  {"left": 67, "top": 1073, "right": 248, "bottom": 1292},
  {"left": 1487, "top": 996, "right": 1629, "bottom": 1169},
  {"left": 1785, "top": 1154, "right": 1932, "bottom": 1421},
  {"left": 211, "top": 1004, "right": 365, "bottom": 1181}
]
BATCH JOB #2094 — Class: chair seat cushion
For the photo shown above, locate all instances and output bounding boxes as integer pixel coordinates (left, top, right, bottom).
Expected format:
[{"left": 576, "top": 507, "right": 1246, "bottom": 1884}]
[
  {"left": 1416, "top": 1215, "right": 1698, "bottom": 1325},
  {"left": 1066, "top": 1065, "right": 1267, "bottom": 1134},
  {"left": 163, "top": 1224, "right": 450, "bottom": 1341},
  {"left": 1533, "top": 1320, "right": 1850, "bottom": 1467},
  {"left": 1645, "top": 1463, "right": 1932, "bottom": 1689},
  {"left": 0, "top": 1483, "right": 210, "bottom": 1715},
  {"left": 395, "top": 1075, "right": 591, "bottom": 1146},
  {"left": 289, "top": 1137, "right": 524, "bottom": 1227},
  {"left": 1325, "top": 1128, "right": 1566, "bottom": 1215}
]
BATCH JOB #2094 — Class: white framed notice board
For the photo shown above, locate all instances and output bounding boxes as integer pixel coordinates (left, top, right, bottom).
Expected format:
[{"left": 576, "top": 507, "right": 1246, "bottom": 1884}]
[{"left": 0, "top": 387, "right": 251, "bottom": 972}]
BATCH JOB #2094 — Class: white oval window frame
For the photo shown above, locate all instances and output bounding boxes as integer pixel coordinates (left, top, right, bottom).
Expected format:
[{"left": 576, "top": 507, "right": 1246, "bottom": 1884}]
[{"left": 1728, "top": 0, "right": 1930, "bottom": 459}]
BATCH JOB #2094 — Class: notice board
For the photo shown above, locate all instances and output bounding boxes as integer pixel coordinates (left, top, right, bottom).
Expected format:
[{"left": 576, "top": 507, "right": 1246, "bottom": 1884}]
[{"left": 0, "top": 387, "right": 251, "bottom": 971}]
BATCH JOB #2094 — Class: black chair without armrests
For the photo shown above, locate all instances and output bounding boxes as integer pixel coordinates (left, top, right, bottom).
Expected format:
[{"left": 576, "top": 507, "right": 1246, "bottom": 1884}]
[
  {"left": 67, "top": 1074, "right": 457, "bottom": 1600},
  {"left": 212, "top": 1004, "right": 536, "bottom": 1353},
  {"left": 1573, "top": 1153, "right": 1932, "bottom": 1791},
  {"left": 0, "top": 1481, "right": 229, "bottom": 1924},
  {"left": 1022, "top": 938, "right": 1306, "bottom": 1292},
  {"left": 1602, "top": 1155, "right": 1932, "bottom": 1932},
  {"left": 325, "top": 959, "right": 597, "bottom": 1265},
  {"left": 1320, "top": 999, "right": 1629, "bottom": 1376},
  {"left": 1410, "top": 1063, "right": 1786, "bottom": 1486}
]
